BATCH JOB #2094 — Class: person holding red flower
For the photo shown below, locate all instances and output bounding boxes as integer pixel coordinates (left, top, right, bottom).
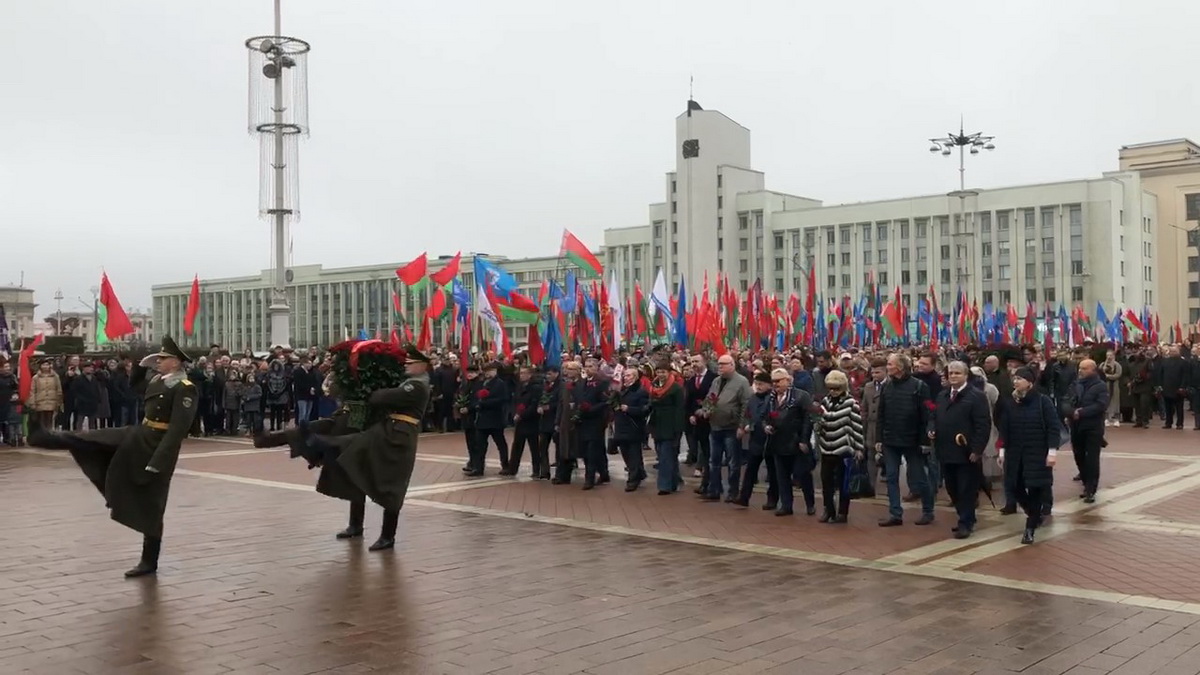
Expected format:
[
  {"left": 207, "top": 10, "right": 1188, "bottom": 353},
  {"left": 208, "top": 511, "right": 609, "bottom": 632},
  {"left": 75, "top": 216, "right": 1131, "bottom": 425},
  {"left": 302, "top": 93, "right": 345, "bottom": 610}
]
[
  {"left": 764, "top": 368, "right": 815, "bottom": 516},
  {"left": 467, "top": 362, "right": 511, "bottom": 477},
  {"left": 508, "top": 365, "right": 542, "bottom": 477}
]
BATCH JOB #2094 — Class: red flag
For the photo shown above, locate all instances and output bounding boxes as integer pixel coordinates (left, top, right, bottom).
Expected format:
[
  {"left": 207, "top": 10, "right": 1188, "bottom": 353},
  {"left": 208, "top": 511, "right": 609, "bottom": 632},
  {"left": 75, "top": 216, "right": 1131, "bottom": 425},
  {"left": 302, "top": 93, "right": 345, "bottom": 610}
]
[
  {"left": 183, "top": 275, "right": 201, "bottom": 336},
  {"left": 528, "top": 323, "right": 545, "bottom": 364},
  {"left": 390, "top": 326, "right": 400, "bottom": 346},
  {"left": 18, "top": 334, "right": 45, "bottom": 407},
  {"left": 98, "top": 272, "right": 135, "bottom": 339},
  {"left": 396, "top": 253, "right": 428, "bottom": 286},
  {"left": 429, "top": 251, "right": 461, "bottom": 286}
]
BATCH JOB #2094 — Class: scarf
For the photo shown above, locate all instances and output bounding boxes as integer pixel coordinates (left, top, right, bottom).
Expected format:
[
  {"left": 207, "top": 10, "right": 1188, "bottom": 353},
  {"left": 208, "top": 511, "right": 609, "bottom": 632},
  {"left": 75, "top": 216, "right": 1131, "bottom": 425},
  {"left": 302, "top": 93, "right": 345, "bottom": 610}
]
[{"left": 650, "top": 372, "right": 679, "bottom": 400}]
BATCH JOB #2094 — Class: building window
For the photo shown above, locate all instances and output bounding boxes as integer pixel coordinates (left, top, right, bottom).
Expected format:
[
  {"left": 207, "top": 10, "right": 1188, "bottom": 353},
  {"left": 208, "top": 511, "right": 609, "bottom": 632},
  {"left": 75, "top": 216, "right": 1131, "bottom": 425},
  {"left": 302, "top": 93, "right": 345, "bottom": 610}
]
[
  {"left": 841, "top": 274, "right": 851, "bottom": 287},
  {"left": 901, "top": 270, "right": 911, "bottom": 284},
  {"left": 773, "top": 234, "right": 783, "bottom": 248},
  {"left": 917, "top": 270, "right": 928, "bottom": 284},
  {"left": 671, "top": 180, "right": 676, "bottom": 193},
  {"left": 864, "top": 250, "right": 872, "bottom": 264},
  {"left": 980, "top": 212, "right": 991, "bottom": 234},
  {"left": 774, "top": 279, "right": 783, "bottom": 292},
  {"left": 1041, "top": 208, "right": 1056, "bottom": 231},
  {"left": 941, "top": 269, "right": 952, "bottom": 283},
  {"left": 981, "top": 242, "right": 992, "bottom": 257},
  {"left": 804, "top": 231, "right": 814, "bottom": 248},
  {"left": 880, "top": 272, "right": 888, "bottom": 285},
  {"left": 983, "top": 291, "right": 994, "bottom": 305},
  {"left": 939, "top": 217, "right": 949, "bottom": 237},
  {"left": 1189, "top": 256, "right": 1199, "bottom": 272},
  {"left": 1185, "top": 193, "right": 1200, "bottom": 221},
  {"left": 940, "top": 245, "right": 950, "bottom": 260},
  {"left": 739, "top": 238, "right": 748, "bottom": 251},
  {"left": 671, "top": 242, "right": 677, "bottom": 254},
  {"left": 1120, "top": 260, "right": 1124, "bottom": 276},
  {"left": 739, "top": 215, "right": 748, "bottom": 230},
  {"left": 899, "top": 220, "right": 910, "bottom": 239},
  {"left": 862, "top": 224, "right": 872, "bottom": 242},
  {"left": 1043, "top": 261, "right": 1055, "bottom": 277},
  {"left": 1025, "top": 239, "right": 1036, "bottom": 256},
  {"left": 1068, "top": 204, "right": 1082, "bottom": 229},
  {"left": 827, "top": 275, "right": 836, "bottom": 288},
  {"left": 717, "top": 238, "right": 723, "bottom": 251},
  {"left": 1071, "top": 261, "right": 1083, "bottom": 275},
  {"left": 717, "top": 216, "right": 723, "bottom": 231},
  {"left": 901, "top": 248, "right": 910, "bottom": 263},
  {"left": 917, "top": 246, "right": 927, "bottom": 261},
  {"left": 672, "top": 221, "right": 677, "bottom": 234},
  {"left": 717, "top": 195, "right": 723, "bottom": 209},
  {"left": 827, "top": 253, "right": 835, "bottom": 266},
  {"left": 826, "top": 229, "right": 835, "bottom": 245},
  {"left": 716, "top": 174, "right": 722, "bottom": 188},
  {"left": 739, "top": 260, "right": 748, "bottom": 273},
  {"left": 1025, "top": 263, "right": 1036, "bottom": 279},
  {"left": 841, "top": 252, "right": 851, "bottom": 265},
  {"left": 740, "top": 280, "right": 747, "bottom": 291},
  {"left": 654, "top": 245, "right": 662, "bottom": 258},
  {"left": 1072, "top": 286, "right": 1084, "bottom": 302},
  {"left": 878, "top": 249, "right": 888, "bottom": 264},
  {"left": 755, "top": 212, "right": 763, "bottom": 230},
  {"left": 998, "top": 240, "right": 1011, "bottom": 256},
  {"left": 877, "top": 223, "right": 888, "bottom": 241},
  {"left": 1045, "top": 287, "right": 1055, "bottom": 303},
  {"left": 841, "top": 227, "right": 851, "bottom": 244},
  {"left": 998, "top": 211, "right": 1010, "bottom": 231},
  {"left": 982, "top": 267, "right": 993, "bottom": 280},
  {"left": 671, "top": 201, "right": 676, "bottom": 214},
  {"left": 672, "top": 263, "right": 677, "bottom": 277},
  {"left": 1026, "top": 288, "right": 1037, "bottom": 303},
  {"left": 999, "top": 265, "right": 1011, "bottom": 280},
  {"left": 1024, "top": 209, "right": 1036, "bottom": 232},
  {"left": 774, "top": 257, "right": 784, "bottom": 271},
  {"left": 916, "top": 218, "right": 928, "bottom": 238},
  {"left": 1042, "top": 237, "right": 1054, "bottom": 253}
]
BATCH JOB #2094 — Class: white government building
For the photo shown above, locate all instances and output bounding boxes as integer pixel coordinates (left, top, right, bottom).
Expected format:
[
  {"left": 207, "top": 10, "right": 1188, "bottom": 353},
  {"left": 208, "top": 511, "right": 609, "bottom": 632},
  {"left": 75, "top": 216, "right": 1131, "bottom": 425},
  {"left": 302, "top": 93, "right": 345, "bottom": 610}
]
[{"left": 154, "top": 101, "right": 1199, "bottom": 349}]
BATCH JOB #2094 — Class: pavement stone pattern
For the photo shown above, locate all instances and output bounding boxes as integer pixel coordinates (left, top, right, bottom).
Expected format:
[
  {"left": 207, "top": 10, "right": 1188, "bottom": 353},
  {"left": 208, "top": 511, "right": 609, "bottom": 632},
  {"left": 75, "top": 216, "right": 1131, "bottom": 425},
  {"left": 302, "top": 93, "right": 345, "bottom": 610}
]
[{"left": 2, "top": 425, "right": 1200, "bottom": 674}]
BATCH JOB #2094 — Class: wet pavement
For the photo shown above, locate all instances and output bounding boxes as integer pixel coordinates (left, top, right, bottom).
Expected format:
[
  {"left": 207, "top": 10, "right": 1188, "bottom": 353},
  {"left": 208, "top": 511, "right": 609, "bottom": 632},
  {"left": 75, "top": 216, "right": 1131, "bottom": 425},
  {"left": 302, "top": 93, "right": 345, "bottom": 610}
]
[{"left": 3, "top": 425, "right": 1200, "bottom": 674}]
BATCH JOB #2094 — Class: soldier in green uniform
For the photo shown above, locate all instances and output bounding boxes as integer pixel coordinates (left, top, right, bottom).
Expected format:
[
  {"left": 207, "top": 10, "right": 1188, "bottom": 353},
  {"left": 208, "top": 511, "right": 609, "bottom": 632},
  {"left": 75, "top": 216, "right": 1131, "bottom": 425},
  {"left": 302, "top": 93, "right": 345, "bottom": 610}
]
[
  {"left": 269, "top": 344, "right": 432, "bottom": 551},
  {"left": 29, "top": 336, "right": 199, "bottom": 578}
]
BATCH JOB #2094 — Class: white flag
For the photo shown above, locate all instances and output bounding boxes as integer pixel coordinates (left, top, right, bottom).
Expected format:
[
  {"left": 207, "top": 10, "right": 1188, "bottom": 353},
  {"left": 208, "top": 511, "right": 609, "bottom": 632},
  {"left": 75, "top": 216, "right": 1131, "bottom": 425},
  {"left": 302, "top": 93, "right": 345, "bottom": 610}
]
[
  {"left": 649, "top": 268, "right": 671, "bottom": 319},
  {"left": 608, "top": 271, "right": 623, "bottom": 349}
]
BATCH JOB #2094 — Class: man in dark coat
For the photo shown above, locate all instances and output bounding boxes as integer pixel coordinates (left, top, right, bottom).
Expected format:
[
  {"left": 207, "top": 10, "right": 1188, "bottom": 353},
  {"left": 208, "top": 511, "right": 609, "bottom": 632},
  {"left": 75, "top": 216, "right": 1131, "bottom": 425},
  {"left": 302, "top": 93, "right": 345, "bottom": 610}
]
[
  {"left": 611, "top": 368, "right": 650, "bottom": 491},
  {"left": 69, "top": 362, "right": 104, "bottom": 431},
  {"left": 1154, "top": 345, "right": 1189, "bottom": 429},
  {"left": 534, "top": 365, "right": 560, "bottom": 481},
  {"left": 877, "top": 353, "right": 934, "bottom": 527},
  {"left": 930, "top": 361, "right": 992, "bottom": 539},
  {"left": 551, "top": 361, "right": 581, "bottom": 485},
  {"left": 297, "top": 345, "right": 432, "bottom": 551},
  {"left": 508, "top": 365, "right": 542, "bottom": 477},
  {"left": 684, "top": 355, "right": 717, "bottom": 490},
  {"left": 576, "top": 357, "right": 611, "bottom": 490},
  {"left": 996, "top": 367, "right": 1060, "bottom": 545},
  {"left": 1069, "top": 359, "right": 1109, "bottom": 503},
  {"left": 29, "top": 336, "right": 199, "bottom": 577},
  {"left": 468, "top": 361, "right": 510, "bottom": 476},
  {"left": 765, "top": 369, "right": 814, "bottom": 517}
]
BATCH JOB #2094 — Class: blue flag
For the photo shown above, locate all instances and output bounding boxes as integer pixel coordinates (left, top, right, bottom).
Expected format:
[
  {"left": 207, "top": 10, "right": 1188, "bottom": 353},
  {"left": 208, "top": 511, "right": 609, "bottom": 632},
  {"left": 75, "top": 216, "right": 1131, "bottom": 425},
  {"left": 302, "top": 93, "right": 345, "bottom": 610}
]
[
  {"left": 473, "top": 257, "right": 518, "bottom": 297},
  {"left": 673, "top": 277, "right": 688, "bottom": 347},
  {"left": 560, "top": 271, "right": 577, "bottom": 314},
  {"left": 0, "top": 304, "right": 10, "bottom": 356}
]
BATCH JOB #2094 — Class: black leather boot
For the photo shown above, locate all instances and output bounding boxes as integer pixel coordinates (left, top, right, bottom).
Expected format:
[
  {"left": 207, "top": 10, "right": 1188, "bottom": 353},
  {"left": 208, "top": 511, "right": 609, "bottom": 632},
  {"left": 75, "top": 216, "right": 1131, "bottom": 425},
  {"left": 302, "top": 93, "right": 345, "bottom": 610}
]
[
  {"left": 125, "top": 536, "right": 161, "bottom": 578},
  {"left": 253, "top": 430, "right": 290, "bottom": 449},
  {"left": 369, "top": 509, "right": 398, "bottom": 551},
  {"left": 337, "top": 501, "right": 365, "bottom": 539}
]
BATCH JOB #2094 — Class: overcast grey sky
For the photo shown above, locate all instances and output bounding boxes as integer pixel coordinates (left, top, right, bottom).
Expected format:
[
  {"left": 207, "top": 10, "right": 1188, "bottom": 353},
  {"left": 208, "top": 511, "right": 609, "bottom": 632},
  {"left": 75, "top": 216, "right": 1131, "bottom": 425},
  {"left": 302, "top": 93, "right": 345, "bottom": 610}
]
[{"left": 3, "top": 0, "right": 1198, "bottom": 313}]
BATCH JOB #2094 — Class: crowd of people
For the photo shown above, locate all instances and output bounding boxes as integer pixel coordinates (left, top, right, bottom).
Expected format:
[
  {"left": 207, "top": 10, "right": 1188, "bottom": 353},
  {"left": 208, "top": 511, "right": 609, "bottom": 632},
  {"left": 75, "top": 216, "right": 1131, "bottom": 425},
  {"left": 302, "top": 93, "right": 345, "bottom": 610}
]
[{"left": 6, "top": 338, "right": 1199, "bottom": 547}]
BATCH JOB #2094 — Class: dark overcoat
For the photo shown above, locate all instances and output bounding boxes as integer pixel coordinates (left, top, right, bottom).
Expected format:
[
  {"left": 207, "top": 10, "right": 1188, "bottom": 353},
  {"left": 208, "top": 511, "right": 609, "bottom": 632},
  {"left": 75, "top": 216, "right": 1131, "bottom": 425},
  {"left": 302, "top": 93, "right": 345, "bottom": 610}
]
[
  {"left": 995, "top": 391, "right": 1059, "bottom": 489},
  {"left": 32, "top": 367, "right": 198, "bottom": 537},
  {"left": 308, "top": 376, "right": 431, "bottom": 512}
]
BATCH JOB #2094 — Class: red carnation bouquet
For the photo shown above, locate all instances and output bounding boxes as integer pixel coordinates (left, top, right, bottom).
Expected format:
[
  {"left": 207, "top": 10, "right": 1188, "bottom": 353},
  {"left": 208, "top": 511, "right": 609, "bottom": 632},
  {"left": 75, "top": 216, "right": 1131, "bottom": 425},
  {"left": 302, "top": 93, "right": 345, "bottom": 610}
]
[
  {"left": 477, "top": 388, "right": 490, "bottom": 398},
  {"left": 700, "top": 391, "right": 719, "bottom": 418},
  {"left": 328, "top": 339, "right": 407, "bottom": 428}
]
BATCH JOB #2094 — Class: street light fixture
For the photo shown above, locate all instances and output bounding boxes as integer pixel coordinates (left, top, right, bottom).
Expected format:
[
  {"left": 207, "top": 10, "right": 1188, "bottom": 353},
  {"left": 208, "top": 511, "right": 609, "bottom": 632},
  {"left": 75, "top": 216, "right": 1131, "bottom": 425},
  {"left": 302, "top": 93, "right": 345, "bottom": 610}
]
[{"left": 928, "top": 120, "right": 995, "bottom": 303}]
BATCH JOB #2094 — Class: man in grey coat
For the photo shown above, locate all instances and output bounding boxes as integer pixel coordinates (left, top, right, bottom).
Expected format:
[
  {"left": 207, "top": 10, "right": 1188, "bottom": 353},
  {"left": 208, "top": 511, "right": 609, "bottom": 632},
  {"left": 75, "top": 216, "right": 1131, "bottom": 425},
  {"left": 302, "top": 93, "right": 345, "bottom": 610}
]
[{"left": 702, "top": 354, "right": 752, "bottom": 502}]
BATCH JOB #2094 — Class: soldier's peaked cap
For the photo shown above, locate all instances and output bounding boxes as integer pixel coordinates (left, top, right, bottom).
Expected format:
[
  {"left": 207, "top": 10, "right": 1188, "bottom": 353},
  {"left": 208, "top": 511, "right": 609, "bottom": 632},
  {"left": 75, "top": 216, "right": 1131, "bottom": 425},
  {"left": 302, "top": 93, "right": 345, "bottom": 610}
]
[{"left": 154, "top": 336, "right": 191, "bottom": 364}]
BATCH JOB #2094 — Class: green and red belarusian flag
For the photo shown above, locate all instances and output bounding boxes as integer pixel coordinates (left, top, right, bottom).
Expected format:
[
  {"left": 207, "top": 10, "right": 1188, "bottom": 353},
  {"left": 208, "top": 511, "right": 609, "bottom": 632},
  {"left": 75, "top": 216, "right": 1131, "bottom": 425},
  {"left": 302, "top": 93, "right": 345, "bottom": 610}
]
[
  {"left": 96, "top": 272, "right": 135, "bottom": 345},
  {"left": 560, "top": 229, "right": 603, "bottom": 278},
  {"left": 429, "top": 251, "right": 461, "bottom": 287},
  {"left": 396, "top": 252, "right": 429, "bottom": 291}
]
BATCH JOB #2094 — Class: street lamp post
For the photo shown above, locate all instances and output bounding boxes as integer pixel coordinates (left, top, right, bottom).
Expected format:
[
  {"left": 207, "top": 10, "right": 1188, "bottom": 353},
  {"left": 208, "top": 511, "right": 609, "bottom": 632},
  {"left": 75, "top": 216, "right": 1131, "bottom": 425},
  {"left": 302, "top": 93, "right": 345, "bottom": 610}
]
[
  {"left": 928, "top": 122, "right": 995, "bottom": 305},
  {"left": 53, "top": 288, "right": 63, "bottom": 338},
  {"left": 246, "top": 0, "right": 310, "bottom": 349}
]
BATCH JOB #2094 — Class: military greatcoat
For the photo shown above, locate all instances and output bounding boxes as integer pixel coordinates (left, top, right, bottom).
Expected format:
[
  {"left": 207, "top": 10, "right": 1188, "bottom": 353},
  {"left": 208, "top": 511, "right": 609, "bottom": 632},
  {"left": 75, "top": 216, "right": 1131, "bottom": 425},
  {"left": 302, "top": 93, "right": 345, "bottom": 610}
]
[
  {"left": 301, "top": 374, "right": 431, "bottom": 512},
  {"left": 35, "top": 367, "right": 198, "bottom": 537}
]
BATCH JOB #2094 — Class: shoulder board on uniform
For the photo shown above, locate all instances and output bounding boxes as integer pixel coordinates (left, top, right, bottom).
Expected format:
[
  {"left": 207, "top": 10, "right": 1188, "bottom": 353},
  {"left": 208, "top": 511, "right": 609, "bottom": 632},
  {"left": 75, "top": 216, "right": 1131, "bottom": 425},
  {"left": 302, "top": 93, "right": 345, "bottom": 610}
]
[{"left": 181, "top": 379, "right": 193, "bottom": 386}]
